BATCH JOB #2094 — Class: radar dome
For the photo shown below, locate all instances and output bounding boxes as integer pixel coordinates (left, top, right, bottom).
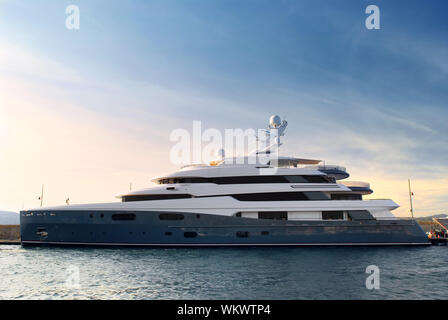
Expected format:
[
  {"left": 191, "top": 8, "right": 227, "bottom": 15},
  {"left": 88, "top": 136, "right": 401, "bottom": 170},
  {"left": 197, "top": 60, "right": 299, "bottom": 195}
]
[{"left": 269, "top": 115, "right": 281, "bottom": 128}]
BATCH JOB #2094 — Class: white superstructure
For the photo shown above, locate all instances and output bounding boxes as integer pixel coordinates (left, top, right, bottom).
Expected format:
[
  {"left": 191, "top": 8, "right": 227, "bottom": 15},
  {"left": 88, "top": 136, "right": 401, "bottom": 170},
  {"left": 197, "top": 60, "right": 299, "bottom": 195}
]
[{"left": 100, "top": 115, "right": 397, "bottom": 221}]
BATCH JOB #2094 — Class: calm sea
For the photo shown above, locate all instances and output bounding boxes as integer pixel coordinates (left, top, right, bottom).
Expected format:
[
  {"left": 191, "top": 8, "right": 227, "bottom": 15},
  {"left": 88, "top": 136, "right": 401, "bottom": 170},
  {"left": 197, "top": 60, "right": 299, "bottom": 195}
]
[{"left": 1, "top": 245, "right": 447, "bottom": 300}]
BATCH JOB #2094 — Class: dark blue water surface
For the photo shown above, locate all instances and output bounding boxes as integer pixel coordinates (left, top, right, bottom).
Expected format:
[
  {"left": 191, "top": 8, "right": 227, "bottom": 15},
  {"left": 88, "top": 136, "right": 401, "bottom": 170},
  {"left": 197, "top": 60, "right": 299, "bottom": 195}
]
[{"left": 1, "top": 245, "right": 447, "bottom": 299}]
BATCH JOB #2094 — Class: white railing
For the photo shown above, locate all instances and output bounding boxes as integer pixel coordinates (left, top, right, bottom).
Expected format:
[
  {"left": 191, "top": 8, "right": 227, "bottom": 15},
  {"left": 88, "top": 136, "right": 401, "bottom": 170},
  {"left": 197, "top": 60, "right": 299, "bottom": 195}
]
[{"left": 306, "top": 165, "right": 347, "bottom": 172}]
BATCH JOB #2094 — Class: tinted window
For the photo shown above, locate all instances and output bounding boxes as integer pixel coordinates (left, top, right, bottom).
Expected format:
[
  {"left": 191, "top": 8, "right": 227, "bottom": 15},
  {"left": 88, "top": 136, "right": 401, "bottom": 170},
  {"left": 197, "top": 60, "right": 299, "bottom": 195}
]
[
  {"left": 214, "top": 176, "right": 287, "bottom": 184},
  {"left": 112, "top": 213, "right": 136, "bottom": 221},
  {"left": 122, "top": 194, "right": 192, "bottom": 202},
  {"left": 184, "top": 232, "right": 197, "bottom": 238},
  {"left": 304, "top": 192, "right": 330, "bottom": 200},
  {"left": 331, "top": 194, "right": 362, "bottom": 200},
  {"left": 232, "top": 192, "right": 329, "bottom": 201},
  {"left": 258, "top": 211, "right": 288, "bottom": 220},
  {"left": 159, "top": 213, "right": 184, "bottom": 220},
  {"left": 285, "top": 176, "right": 308, "bottom": 183},
  {"left": 347, "top": 210, "right": 375, "bottom": 220},
  {"left": 322, "top": 211, "right": 344, "bottom": 220},
  {"left": 157, "top": 175, "right": 333, "bottom": 184},
  {"left": 236, "top": 231, "right": 250, "bottom": 238},
  {"left": 305, "top": 176, "right": 333, "bottom": 183}
]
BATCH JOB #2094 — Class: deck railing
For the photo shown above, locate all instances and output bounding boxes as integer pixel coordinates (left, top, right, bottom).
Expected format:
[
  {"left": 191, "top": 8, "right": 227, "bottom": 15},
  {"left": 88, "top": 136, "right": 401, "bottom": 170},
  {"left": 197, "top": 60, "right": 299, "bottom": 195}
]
[{"left": 306, "top": 165, "right": 347, "bottom": 172}]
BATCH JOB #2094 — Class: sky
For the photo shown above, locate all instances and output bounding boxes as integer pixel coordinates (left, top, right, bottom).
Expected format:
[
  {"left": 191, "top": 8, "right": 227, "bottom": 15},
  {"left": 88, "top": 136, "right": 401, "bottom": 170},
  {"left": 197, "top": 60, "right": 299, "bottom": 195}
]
[{"left": 0, "top": 0, "right": 447, "bottom": 216}]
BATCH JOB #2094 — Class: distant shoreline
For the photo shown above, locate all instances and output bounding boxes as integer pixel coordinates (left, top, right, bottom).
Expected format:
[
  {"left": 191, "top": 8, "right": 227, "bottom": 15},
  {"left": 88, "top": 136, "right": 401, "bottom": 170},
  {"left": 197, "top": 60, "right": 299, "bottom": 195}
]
[{"left": 0, "top": 225, "right": 20, "bottom": 242}]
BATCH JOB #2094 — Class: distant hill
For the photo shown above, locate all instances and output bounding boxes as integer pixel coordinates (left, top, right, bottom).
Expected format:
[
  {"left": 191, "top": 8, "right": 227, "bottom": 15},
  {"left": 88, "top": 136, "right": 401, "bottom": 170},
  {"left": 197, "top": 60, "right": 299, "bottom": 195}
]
[
  {"left": 0, "top": 211, "right": 20, "bottom": 225},
  {"left": 416, "top": 214, "right": 448, "bottom": 221}
]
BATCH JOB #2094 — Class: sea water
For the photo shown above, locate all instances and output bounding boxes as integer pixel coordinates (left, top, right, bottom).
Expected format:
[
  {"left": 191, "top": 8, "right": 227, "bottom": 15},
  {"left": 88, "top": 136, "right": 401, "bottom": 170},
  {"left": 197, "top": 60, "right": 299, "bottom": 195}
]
[{"left": 0, "top": 245, "right": 447, "bottom": 300}]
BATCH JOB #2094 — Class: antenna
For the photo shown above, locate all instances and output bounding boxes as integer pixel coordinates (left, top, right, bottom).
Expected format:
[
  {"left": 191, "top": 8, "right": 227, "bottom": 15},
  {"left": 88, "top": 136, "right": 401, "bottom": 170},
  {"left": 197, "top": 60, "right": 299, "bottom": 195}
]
[
  {"left": 256, "top": 115, "right": 288, "bottom": 155},
  {"left": 408, "top": 179, "right": 414, "bottom": 219}
]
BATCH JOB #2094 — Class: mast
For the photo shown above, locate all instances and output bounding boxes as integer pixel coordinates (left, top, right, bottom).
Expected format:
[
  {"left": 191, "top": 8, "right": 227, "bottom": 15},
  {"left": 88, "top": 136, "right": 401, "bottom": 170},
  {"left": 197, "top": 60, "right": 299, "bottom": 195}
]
[
  {"left": 254, "top": 115, "right": 288, "bottom": 156},
  {"left": 408, "top": 179, "right": 414, "bottom": 219}
]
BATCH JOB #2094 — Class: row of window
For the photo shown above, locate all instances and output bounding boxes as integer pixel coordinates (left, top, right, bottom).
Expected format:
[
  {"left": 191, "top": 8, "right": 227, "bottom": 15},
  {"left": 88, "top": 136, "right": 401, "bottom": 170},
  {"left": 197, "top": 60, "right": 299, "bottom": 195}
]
[
  {"left": 232, "top": 192, "right": 330, "bottom": 201},
  {"left": 235, "top": 211, "right": 288, "bottom": 220},
  {"left": 96, "top": 210, "right": 370, "bottom": 221},
  {"left": 121, "top": 194, "right": 193, "bottom": 202},
  {"left": 235, "top": 211, "right": 345, "bottom": 220},
  {"left": 49, "top": 210, "right": 374, "bottom": 222},
  {"left": 156, "top": 175, "right": 335, "bottom": 185},
  {"left": 89, "top": 213, "right": 189, "bottom": 221},
  {"left": 122, "top": 191, "right": 330, "bottom": 202},
  {"left": 61, "top": 230, "right": 270, "bottom": 238}
]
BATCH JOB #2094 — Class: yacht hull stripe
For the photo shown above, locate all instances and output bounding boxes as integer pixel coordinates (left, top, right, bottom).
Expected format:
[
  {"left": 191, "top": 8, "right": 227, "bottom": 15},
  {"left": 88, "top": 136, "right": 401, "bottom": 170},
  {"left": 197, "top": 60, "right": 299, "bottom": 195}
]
[{"left": 21, "top": 240, "right": 430, "bottom": 246}]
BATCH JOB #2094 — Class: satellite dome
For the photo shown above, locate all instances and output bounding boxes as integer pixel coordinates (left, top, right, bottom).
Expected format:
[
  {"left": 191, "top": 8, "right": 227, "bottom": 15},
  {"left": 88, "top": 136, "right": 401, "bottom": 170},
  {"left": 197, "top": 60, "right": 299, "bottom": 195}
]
[{"left": 269, "top": 115, "right": 281, "bottom": 128}]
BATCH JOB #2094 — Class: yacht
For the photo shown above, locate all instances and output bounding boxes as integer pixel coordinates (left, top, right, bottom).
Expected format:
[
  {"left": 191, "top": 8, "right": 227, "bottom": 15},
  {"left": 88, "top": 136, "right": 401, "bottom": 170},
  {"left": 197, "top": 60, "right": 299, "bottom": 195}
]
[{"left": 20, "top": 116, "right": 430, "bottom": 246}]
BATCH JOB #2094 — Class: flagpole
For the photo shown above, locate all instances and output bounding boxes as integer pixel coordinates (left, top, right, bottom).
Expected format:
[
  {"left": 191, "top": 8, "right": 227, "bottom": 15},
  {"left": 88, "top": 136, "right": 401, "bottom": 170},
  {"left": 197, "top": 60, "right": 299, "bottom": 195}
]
[
  {"left": 408, "top": 179, "right": 414, "bottom": 219},
  {"left": 40, "top": 184, "right": 44, "bottom": 207}
]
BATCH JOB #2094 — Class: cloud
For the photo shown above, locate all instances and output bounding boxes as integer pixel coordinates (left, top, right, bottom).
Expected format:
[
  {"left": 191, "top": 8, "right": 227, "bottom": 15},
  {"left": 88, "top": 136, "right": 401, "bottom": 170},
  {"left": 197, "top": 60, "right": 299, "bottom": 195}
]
[
  {"left": 0, "top": 41, "right": 83, "bottom": 84},
  {"left": 0, "top": 40, "right": 182, "bottom": 211}
]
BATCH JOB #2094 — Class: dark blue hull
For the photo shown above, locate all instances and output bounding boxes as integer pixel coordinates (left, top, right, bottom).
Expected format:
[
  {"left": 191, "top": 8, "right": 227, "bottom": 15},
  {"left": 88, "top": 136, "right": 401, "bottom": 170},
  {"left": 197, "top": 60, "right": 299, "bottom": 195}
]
[{"left": 20, "top": 210, "right": 430, "bottom": 247}]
